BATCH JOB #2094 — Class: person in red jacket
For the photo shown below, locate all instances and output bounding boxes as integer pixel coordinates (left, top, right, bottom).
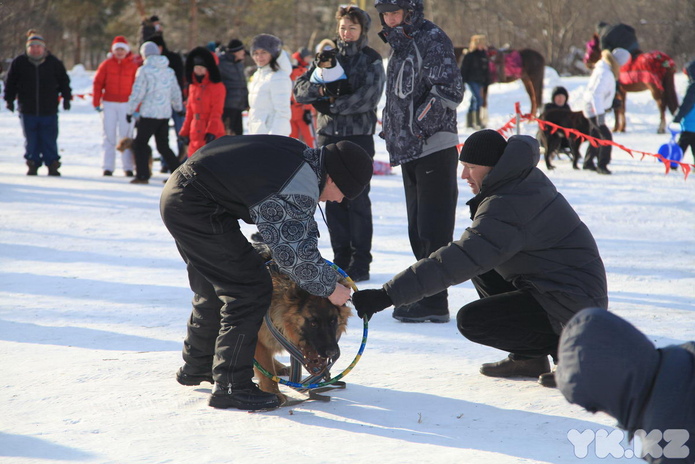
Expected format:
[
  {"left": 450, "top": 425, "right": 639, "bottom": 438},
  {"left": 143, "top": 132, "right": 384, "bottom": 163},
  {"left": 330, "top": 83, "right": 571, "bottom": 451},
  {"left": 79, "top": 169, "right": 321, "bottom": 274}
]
[
  {"left": 289, "top": 48, "right": 316, "bottom": 147},
  {"left": 92, "top": 36, "right": 139, "bottom": 176},
  {"left": 179, "top": 47, "right": 226, "bottom": 156}
]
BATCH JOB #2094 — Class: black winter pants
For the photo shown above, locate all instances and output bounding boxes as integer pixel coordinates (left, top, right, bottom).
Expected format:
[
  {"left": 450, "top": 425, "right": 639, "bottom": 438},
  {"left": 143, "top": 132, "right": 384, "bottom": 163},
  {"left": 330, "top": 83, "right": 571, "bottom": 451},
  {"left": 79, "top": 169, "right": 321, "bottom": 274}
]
[
  {"left": 160, "top": 164, "right": 272, "bottom": 387},
  {"left": 134, "top": 117, "right": 180, "bottom": 180},
  {"left": 678, "top": 130, "right": 695, "bottom": 163},
  {"left": 401, "top": 146, "right": 459, "bottom": 309},
  {"left": 457, "top": 269, "right": 559, "bottom": 360},
  {"left": 319, "top": 134, "right": 374, "bottom": 273},
  {"left": 584, "top": 118, "right": 612, "bottom": 170}
]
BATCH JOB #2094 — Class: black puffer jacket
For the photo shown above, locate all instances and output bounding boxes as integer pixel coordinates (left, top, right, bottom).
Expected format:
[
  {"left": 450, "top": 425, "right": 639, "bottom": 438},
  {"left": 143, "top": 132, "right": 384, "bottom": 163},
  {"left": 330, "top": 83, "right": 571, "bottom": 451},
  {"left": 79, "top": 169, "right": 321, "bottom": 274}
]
[
  {"left": 460, "top": 49, "right": 490, "bottom": 86},
  {"left": 557, "top": 308, "right": 695, "bottom": 463},
  {"left": 218, "top": 50, "right": 249, "bottom": 110},
  {"left": 384, "top": 135, "right": 608, "bottom": 332},
  {"left": 375, "top": 0, "right": 463, "bottom": 166},
  {"left": 293, "top": 7, "right": 385, "bottom": 138},
  {"left": 4, "top": 52, "right": 71, "bottom": 116}
]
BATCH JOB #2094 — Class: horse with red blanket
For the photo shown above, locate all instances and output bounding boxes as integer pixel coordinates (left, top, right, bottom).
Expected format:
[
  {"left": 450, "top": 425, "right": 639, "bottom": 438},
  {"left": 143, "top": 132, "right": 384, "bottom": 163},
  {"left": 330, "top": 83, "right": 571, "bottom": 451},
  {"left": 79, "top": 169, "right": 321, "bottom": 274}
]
[{"left": 584, "top": 28, "right": 678, "bottom": 134}]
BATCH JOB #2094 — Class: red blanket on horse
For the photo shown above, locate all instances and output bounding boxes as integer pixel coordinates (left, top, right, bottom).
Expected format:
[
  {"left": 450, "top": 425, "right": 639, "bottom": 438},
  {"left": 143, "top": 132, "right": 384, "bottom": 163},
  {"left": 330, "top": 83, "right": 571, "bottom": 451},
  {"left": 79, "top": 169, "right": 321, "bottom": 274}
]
[
  {"left": 620, "top": 51, "right": 675, "bottom": 91},
  {"left": 488, "top": 49, "right": 523, "bottom": 83}
]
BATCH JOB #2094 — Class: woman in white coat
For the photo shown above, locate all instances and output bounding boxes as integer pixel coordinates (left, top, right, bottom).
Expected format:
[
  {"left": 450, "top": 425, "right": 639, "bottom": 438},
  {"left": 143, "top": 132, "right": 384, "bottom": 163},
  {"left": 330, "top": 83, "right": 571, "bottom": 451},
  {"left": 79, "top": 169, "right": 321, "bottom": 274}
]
[
  {"left": 247, "top": 34, "right": 292, "bottom": 136},
  {"left": 581, "top": 47, "right": 630, "bottom": 174}
]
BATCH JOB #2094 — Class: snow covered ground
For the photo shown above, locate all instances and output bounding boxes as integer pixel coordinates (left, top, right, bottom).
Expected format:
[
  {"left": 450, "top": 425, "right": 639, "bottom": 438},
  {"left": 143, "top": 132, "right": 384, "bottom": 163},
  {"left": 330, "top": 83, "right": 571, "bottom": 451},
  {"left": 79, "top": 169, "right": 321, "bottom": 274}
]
[{"left": 0, "top": 65, "right": 693, "bottom": 464}]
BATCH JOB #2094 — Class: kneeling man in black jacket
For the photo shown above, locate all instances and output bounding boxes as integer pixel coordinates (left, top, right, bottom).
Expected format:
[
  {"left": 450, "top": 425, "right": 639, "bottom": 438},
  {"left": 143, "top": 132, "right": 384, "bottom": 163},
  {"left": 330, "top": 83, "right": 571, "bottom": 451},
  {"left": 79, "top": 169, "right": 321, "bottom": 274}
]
[{"left": 353, "top": 129, "right": 608, "bottom": 387}]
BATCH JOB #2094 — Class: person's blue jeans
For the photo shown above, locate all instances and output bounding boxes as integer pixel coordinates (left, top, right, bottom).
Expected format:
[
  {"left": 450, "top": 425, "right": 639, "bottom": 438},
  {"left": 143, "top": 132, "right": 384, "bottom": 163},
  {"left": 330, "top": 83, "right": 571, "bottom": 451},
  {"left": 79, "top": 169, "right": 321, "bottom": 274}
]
[
  {"left": 20, "top": 113, "right": 59, "bottom": 166},
  {"left": 468, "top": 82, "right": 484, "bottom": 113}
]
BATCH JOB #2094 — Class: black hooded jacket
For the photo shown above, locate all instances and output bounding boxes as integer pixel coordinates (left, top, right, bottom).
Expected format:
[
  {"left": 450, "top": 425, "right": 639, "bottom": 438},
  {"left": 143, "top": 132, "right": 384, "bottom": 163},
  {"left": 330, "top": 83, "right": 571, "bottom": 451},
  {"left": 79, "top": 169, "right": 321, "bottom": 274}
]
[
  {"left": 4, "top": 52, "right": 71, "bottom": 116},
  {"left": 557, "top": 308, "right": 695, "bottom": 463},
  {"left": 383, "top": 135, "right": 607, "bottom": 332}
]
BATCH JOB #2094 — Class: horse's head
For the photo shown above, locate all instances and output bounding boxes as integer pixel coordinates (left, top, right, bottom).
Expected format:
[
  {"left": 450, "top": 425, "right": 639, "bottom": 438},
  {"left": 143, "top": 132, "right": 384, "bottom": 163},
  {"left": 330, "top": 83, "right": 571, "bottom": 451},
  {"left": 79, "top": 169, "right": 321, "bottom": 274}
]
[{"left": 583, "top": 33, "right": 601, "bottom": 69}]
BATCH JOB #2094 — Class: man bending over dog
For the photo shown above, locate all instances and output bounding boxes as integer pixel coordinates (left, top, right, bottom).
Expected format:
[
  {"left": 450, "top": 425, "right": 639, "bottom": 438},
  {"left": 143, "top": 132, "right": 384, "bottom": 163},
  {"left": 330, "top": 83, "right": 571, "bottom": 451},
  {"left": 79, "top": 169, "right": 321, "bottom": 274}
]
[
  {"left": 352, "top": 130, "right": 608, "bottom": 388},
  {"left": 161, "top": 134, "right": 372, "bottom": 410}
]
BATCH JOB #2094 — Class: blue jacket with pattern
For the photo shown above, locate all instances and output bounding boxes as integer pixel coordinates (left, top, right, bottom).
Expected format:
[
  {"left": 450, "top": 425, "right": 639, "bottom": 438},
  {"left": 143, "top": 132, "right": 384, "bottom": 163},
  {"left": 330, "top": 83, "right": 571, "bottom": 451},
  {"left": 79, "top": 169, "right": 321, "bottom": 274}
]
[{"left": 375, "top": 0, "right": 463, "bottom": 166}]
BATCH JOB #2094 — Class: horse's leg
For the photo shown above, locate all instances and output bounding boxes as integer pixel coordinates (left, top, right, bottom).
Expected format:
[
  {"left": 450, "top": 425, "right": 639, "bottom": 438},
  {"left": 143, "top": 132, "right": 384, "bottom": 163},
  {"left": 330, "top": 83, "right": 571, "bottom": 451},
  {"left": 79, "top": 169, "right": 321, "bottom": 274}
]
[
  {"left": 650, "top": 86, "right": 667, "bottom": 134},
  {"left": 614, "top": 88, "right": 627, "bottom": 133},
  {"left": 521, "top": 77, "right": 537, "bottom": 116}
]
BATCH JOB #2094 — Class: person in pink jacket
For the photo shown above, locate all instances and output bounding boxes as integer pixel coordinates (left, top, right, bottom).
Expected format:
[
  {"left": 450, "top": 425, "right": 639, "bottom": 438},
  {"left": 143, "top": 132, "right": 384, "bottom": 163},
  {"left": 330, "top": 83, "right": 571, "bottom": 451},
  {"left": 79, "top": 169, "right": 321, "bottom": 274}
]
[
  {"left": 178, "top": 47, "right": 226, "bottom": 156},
  {"left": 92, "top": 36, "right": 139, "bottom": 176}
]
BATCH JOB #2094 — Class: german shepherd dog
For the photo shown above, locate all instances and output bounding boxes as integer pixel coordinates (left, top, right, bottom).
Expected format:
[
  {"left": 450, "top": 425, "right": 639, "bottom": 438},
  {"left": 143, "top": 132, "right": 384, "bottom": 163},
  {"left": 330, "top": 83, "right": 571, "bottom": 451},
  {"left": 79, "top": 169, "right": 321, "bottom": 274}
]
[
  {"left": 538, "top": 109, "right": 591, "bottom": 170},
  {"left": 252, "top": 243, "right": 352, "bottom": 403}
]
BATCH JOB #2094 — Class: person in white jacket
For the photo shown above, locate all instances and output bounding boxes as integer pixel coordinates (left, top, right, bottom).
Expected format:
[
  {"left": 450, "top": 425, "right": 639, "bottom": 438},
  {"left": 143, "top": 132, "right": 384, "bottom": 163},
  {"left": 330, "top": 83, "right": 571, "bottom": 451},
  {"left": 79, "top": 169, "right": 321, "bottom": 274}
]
[
  {"left": 581, "top": 47, "right": 630, "bottom": 175},
  {"left": 247, "top": 34, "right": 292, "bottom": 136},
  {"left": 127, "top": 41, "right": 183, "bottom": 184}
]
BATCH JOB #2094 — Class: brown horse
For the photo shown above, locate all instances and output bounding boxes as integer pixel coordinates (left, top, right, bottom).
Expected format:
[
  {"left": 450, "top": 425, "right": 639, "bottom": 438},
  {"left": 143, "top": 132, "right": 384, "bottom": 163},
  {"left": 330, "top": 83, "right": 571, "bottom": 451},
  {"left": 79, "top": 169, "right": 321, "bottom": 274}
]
[
  {"left": 484, "top": 48, "right": 545, "bottom": 118},
  {"left": 584, "top": 33, "right": 679, "bottom": 134}
]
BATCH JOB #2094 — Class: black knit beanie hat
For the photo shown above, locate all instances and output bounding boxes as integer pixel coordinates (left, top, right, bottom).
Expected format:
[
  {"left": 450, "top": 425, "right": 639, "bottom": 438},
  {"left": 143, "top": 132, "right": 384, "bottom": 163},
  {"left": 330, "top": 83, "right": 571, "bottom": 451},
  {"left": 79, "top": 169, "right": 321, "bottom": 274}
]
[
  {"left": 459, "top": 129, "right": 508, "bottom": 167},
  {"left": 227, "top": 39, "right": 244, "bottom": 53},
  {"left": 324, "top": 141, "right": 373, "bottom": 200}
]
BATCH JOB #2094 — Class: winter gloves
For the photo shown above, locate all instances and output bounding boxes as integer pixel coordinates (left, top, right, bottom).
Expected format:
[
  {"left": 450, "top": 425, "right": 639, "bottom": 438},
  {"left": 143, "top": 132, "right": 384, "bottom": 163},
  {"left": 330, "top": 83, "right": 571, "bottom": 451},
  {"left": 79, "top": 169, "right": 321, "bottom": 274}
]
[
  {"left": 126, "top": 114, "right": 133, "bottom": 123},
  {"left": 323, "top": 80, "right": 353, "bottom": 98},
  {"left": 6, "top": 101, "right": 14, "bottom": 112},
  {"left": 179, "top": 135, "right": 190, "bottom": 146},
  {"left": 63, "top": 98, "right": 71, "bottom": 111},
  {"left": 352, "top": 288, "right": 393, "bottom": 321},
  {"left": 204, "top": 133, "right": 216, "bottom": 144},
  {"left": 302, "top": 109, "right": 313, "bottom": 125}
]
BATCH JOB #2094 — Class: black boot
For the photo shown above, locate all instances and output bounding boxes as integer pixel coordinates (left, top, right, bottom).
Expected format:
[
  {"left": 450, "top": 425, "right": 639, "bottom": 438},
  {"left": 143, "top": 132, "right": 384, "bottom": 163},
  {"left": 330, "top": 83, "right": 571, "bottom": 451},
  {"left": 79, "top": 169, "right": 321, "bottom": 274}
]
[
  {"left": 26, "top": 160, "right": 38, "bottom": 176},
  {"left": 392, "top": 301, "right": 449, "bottom": 323},
  {"left": 466, "top": 112, "right": 475, "bottom": 129},
  {"left": 208, "top": 382, "right": 281, "bottom": 411},
  {"left": 176, "top": 366, "right": 213, "bottom": 386},
  {"left": 47, "top": 160, "right": 61, "bottom": 176},
  {"left": 480, "top": 355, "right": 550, "bottom": 378}
]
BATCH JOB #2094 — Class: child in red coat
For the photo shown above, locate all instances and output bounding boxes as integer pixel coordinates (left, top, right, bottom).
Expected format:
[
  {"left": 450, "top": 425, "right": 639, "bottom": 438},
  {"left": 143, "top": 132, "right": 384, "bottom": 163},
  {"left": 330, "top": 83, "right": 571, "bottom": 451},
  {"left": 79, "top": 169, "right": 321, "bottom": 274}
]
[{"left": 179, "top": 47, "right": 226, "bottom": 156}]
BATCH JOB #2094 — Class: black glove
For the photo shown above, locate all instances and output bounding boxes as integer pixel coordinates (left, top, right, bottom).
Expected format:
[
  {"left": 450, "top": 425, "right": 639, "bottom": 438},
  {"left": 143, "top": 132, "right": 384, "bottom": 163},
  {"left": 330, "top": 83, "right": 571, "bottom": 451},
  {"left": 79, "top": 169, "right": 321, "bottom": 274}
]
[
  {"left": 177, "top": 110, "right": 185, "bottom": 117},
  {"left": 126, "top": 114, "right": 133, "bottom": 123},
  {"left": 204, "top": 133, "right": 215, "bottom": 144},
  {"left": 6, "top": 101, "right": 14, "bottom": 112},
  {"left": 352, "top": 289, "right": 393, "bottom": 321},
  {"left": 323, "top": 80, "right": 353, "bottom": 97},
  {"left": 63, "top": 99, "right": 71, "bottom": 111},
  {"left": 179, "top": 135, "right": 190, "bottom": 145},
  {"left": 302, "top": 109, "right": 313, "bottom": 125}
]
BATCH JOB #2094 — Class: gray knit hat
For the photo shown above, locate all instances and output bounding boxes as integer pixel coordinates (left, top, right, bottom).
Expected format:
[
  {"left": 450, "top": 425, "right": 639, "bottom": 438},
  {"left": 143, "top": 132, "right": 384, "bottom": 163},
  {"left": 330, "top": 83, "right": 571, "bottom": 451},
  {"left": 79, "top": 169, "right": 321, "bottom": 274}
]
[
  {"left": 459, "top": 130, "right": 508, "bottom": 167},
  {"left": 324, "top": 141, "right": 373, "bottom": 200},
  {"left": 250, "top": 34, "right": 282, "bottom": 58},
  {"left": 140, "top": 41, "right": 160, "bottom": 58}
]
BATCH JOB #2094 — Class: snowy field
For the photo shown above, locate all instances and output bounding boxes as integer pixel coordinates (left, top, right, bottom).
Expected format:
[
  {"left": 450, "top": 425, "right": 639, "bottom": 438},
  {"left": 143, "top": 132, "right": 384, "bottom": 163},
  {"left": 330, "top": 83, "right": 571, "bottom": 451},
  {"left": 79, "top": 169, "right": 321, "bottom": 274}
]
[{"left": 0, "top": 65, "right": 693, "bottom": 464}]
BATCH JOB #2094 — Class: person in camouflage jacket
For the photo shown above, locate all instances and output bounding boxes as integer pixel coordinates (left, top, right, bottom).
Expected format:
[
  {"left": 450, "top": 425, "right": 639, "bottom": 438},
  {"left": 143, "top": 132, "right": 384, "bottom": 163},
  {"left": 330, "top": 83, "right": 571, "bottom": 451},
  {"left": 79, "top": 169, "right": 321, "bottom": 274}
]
[{"left": 374, "top": 0, "right": 463, "bottom": 322}]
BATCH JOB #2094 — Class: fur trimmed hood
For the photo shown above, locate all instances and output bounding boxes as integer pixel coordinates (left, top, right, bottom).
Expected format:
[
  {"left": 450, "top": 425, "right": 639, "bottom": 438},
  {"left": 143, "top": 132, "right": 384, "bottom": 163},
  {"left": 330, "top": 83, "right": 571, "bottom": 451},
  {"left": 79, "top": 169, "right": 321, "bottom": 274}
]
[{"left": 185, "top": 46, "right": 221, "bottom": 84}]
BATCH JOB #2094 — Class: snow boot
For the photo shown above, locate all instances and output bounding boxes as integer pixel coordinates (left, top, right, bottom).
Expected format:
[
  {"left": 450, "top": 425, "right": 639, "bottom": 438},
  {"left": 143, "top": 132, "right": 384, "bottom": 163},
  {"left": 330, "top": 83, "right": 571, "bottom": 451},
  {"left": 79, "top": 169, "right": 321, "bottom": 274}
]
[
  {"left": 475, "top": 109, "right": 486, "bottom": 129},
  {"left": 466, "top": 111, "right": 475, "bottom": 129},
  {"left": 208, "top": 382, "right": 281, "bottom": 411},
  {"left": 392, "top": 301, "right": 449, "bottom": 323},
  {"left": 176, "top": 367, "right": 213, "bottom": 386},
  {"left": 47, "top": 160, "right": 61, "bottom": 176},
  {"left": 26, "top": 160, "right": 38, "bottom": 176},
  {"left": 480, "top": 355, "right": 550, "bottom": 378}
]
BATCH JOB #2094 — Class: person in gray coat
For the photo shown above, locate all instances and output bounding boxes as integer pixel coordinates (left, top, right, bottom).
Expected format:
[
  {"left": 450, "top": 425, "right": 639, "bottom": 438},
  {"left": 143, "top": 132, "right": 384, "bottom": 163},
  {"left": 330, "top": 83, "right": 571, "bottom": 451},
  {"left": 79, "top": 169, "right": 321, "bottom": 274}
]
[
  {"left": 352, "top": 130, "right": 608, "bottom": 387},
  {"left": 218, "top": 39, "right": 249, "bottom": 136},
  {"left": 557, "top": 308, "right": 694, "bottom": 463}
]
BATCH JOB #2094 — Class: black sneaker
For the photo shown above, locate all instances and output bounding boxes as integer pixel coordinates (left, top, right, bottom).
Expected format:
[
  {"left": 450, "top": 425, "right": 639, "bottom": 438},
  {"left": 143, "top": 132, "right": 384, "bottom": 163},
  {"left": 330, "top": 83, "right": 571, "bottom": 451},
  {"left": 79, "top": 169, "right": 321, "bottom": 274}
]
[
  {"left": 176, "top": 367, "right": 213, "bottom": 386},
  {"left": 124, "top": 170, "right": 134, "bottom": 177},
  {"left": 480, "top": 355, "right": 550, "bottom": 378},
  {"left": 582, "top": 163, "right": 597, "bottom": 171},
  {"left": 26, "top": 160, "right": 38, "bottom": 176},
  {"left": 596, "top": 166, "right": 612, "bottom": 175},
  {"left": 208, "top": 382, "right": 281, "bottom": 410},
  {"left": 392, "top": 301, "right": 449, "bottom": 323},
  {"left": 103, "top": 170, "right": 113, "bottom": 176}
]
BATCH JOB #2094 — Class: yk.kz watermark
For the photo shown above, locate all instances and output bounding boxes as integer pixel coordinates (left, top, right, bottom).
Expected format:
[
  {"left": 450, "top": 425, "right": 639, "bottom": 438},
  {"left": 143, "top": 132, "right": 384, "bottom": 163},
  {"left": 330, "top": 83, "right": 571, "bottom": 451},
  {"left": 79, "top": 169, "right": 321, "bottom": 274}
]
[{"left": 568, "top": 429, "right": 690, "bottom": 459}]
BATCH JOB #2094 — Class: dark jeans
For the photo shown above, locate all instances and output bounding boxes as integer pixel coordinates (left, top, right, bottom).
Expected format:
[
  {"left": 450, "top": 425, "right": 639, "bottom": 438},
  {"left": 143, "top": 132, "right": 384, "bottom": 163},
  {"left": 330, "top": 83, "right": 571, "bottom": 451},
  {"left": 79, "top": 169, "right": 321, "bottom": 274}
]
[
  {"left": 160, "top": 164, "right": 272, "bottom": 387},
  {"left": 584, "top": 118, "right": 612, "bottom": 169},
  {"left": 223, "top": 108, "right": 244, "bottom": 136},
  {"left": 133, "top": 117, "right": 180, "bottom": 180},
  {"left": 457, "top": 269, "right": 559, "bottom": 360},
  {"left": 401, "top": 146, "right": 459, "bottom": 309},
  {"left": 319, "top": 134, "right": 374, "bottom": 273},
  {"left": 678, "top": 130, "right": 695, "bottom": 163},
  {"left": 20, "top": 113, "right": 59, "bottom": 166},
  {"left": 467, "top": 82, "right": 484, "bottom": 112}
]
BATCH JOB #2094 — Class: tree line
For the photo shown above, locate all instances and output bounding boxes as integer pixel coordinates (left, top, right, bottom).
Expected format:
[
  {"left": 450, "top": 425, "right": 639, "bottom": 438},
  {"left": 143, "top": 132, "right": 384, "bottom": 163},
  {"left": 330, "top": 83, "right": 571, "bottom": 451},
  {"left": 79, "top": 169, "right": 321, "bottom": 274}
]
[{"left": 1, "top": 0, "right": 693, "bottom": 74}]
